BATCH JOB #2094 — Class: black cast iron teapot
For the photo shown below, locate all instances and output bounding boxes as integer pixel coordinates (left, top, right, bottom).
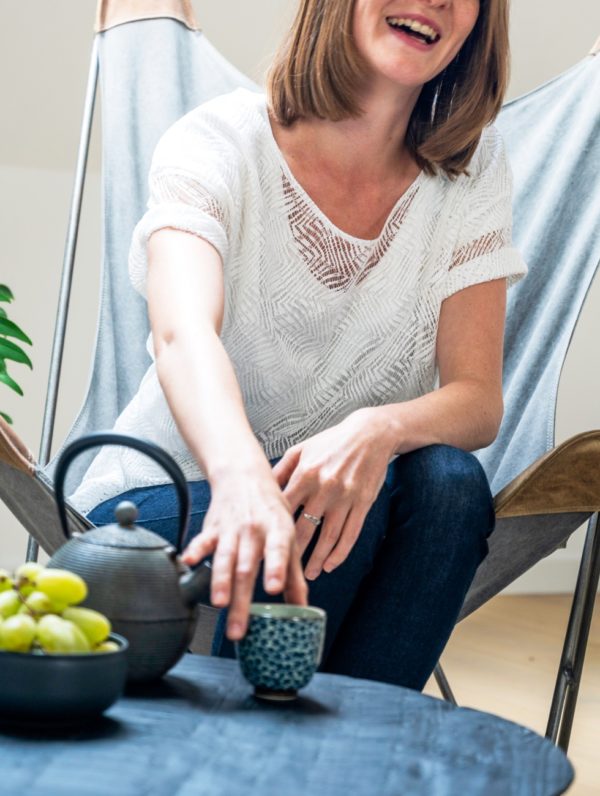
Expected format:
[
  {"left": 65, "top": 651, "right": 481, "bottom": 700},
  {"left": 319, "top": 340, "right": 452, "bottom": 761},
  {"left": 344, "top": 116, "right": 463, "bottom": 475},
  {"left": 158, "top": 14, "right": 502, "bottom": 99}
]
[{"left": 50, "top": 433, "right": 213, "bottom": 682}]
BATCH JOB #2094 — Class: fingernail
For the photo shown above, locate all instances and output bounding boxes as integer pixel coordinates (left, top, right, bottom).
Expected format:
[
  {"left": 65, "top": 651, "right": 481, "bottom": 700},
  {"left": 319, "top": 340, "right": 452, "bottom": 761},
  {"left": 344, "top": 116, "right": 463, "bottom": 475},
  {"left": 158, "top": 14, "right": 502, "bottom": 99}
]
[
  {"left": 228, "top": 622, "right": 243, "bottom": 639},
  {"left": 212, "top": 590, "right": 227, "bottom": 605},
  {"left": 305, "top": 568, "right": 319, "bottom": 581},
  {"left": 267, "top": 577, "right": 281, "bottom": 590}
]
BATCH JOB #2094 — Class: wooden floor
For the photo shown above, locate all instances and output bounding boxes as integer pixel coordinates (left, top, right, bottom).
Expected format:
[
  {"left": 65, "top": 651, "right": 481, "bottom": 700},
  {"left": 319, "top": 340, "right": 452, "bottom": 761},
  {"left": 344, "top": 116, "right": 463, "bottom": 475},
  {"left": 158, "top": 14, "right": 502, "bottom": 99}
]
[{"left": 423, "top": 595, "right": 600, "bottom": 795}]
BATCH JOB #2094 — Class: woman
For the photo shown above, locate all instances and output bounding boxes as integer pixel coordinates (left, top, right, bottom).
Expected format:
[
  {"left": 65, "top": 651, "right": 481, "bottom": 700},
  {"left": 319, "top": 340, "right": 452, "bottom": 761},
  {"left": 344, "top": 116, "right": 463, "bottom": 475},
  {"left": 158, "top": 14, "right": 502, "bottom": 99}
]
[{"left": 75, "top": 0, "right": 527, "bottom": 690}]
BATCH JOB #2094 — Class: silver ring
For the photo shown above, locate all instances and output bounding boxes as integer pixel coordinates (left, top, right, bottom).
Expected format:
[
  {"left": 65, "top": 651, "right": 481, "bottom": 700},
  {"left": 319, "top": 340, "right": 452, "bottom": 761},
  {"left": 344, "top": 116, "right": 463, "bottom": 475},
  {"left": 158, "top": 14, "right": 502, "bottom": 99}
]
[{"left": 302, "top": 512, "right": 322, "bottom": 527}]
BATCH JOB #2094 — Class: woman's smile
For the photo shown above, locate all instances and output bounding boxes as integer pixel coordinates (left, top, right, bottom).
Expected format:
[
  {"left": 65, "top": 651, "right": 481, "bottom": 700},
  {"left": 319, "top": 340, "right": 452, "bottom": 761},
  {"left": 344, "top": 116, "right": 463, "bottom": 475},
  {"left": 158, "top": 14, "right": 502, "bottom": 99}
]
[{"left": 385, "top": 14, "right": 442, "bottom": 50}]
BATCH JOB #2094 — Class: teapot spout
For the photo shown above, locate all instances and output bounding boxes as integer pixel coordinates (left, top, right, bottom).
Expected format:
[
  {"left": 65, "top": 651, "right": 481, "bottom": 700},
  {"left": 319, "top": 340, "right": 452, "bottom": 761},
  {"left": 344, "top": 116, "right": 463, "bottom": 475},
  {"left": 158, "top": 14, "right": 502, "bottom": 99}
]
[{"left": 180, "top": 560, "right": 212, "bottom": 607}]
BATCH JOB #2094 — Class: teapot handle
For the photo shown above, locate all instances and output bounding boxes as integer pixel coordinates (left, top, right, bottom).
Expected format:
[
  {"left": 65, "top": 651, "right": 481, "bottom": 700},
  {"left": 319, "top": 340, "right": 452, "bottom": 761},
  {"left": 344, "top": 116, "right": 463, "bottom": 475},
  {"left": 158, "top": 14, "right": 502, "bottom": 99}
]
[{"left": 54, "top": 432, "right": 191, "bottom": 552}]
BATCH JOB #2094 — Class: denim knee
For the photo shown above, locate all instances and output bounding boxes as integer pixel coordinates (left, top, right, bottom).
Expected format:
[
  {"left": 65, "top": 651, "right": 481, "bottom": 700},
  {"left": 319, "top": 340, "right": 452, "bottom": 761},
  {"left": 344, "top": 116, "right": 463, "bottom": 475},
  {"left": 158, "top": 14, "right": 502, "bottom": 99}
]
[{"left": 389, "top": 444, "right": 495, "bottom": 556}]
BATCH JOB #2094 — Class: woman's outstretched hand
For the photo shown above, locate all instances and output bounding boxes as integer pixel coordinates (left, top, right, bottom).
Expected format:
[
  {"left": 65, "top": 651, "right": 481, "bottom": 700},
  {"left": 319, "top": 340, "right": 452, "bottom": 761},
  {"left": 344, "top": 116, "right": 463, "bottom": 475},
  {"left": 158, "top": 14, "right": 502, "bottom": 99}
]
[
  {"left": 272, "top": 408, "right": 396, "bottom": 581},
  {"left": 180, "top": 466, "right": 308, "bottom": 641}
]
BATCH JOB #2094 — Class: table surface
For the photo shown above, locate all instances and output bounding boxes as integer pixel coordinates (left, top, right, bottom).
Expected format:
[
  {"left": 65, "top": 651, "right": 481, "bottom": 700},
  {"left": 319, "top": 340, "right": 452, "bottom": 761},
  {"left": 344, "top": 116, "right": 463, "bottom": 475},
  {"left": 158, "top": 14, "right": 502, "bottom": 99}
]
[{"left": 0, "top": 655, "right": 573, "bottom": 796}]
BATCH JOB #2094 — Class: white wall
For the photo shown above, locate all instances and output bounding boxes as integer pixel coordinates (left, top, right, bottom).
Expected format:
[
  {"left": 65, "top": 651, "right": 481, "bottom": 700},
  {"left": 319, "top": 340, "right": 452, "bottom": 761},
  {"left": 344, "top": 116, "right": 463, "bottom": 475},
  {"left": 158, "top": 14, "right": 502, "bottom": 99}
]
[{"left": 0, "top": 1, "right": 599, "bottom": 589}]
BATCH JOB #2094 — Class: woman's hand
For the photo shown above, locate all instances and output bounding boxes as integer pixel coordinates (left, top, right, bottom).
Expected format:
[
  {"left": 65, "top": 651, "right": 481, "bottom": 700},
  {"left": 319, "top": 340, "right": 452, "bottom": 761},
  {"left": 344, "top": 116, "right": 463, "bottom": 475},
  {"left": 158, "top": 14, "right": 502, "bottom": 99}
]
[
  {"left": 181, "top": 465, "right": 308, "bottom": 641},
  {"left": 272, "top": 407, "right": 396, "bottom": 581}
]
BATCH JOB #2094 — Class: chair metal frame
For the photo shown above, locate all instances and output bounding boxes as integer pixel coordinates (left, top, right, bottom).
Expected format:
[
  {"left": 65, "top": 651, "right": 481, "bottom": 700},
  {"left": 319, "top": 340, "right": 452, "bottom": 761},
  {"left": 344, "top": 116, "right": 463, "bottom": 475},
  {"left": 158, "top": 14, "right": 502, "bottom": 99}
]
[
  {"left": 25, "top": 38, "right": 100, "bottom": 563},
  {"left": 435, "top": 510, "right": 600, "bottom": 752},
  {"left": 26, "top": 15, "right": 599, "bottom": 756}
]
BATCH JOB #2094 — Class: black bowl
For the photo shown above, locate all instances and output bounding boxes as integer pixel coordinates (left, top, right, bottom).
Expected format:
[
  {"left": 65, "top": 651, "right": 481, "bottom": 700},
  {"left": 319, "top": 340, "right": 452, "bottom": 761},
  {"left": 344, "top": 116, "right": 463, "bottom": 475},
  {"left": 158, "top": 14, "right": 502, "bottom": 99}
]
[{"left": 0, "top": 633, "right": 128, "bottom": 725}]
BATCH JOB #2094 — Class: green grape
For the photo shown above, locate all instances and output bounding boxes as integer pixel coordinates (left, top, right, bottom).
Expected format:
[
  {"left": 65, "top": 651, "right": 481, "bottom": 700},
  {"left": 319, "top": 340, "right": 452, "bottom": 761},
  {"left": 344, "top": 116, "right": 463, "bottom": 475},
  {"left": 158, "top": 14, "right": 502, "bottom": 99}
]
[
  {"left": 0, "top": 569, "right": 13, "bottom": 593},
  {"left": 15, "top": 562, "right": 44, "bottom": 579},
  {"left": 35, "top": 569, "right": 87, "bottom": 607},
  {"left": 0, "top": 614, "right": 36, "bottom": 652},
  {"left": 93, "top": 640, "right": 119, "bottom": 653},
  {"left": 36, "top": 615, "right": 91, "bottom": 654},
  {"left": 35, "top": 615, "right": 63, "bottom": 651},
  {"left": 62, "top": 606, "right": 111, "bottom": 646},
  {"left": 64, "top": 620, "right": 91, "bottom": 652},
  {"left": 22, "top": 590, "right": 54, "bottom": 616},
  {"left": 0, "top": 589, "right": 21, "bottom": 619},
  {"left": 14, "top": 562, "right": 45, "bottom": 597}
]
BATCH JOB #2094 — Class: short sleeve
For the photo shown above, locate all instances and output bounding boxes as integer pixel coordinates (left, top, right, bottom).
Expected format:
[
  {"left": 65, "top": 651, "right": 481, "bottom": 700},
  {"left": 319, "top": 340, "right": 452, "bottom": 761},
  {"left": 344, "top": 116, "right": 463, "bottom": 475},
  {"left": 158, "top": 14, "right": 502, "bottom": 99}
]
[
  {"left": 441, "top": 127, "right": 528, "bottom": 301},
  {"left": 128, "top": 108, "right": 243, "bottom": 298}
]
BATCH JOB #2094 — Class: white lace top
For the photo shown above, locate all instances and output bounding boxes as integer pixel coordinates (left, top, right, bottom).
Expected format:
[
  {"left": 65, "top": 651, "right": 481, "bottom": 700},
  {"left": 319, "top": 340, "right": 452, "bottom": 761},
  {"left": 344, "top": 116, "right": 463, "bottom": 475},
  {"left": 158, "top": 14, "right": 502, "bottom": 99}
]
[{"left": 70, "top": 87, "right": 527, "bottom": 515}]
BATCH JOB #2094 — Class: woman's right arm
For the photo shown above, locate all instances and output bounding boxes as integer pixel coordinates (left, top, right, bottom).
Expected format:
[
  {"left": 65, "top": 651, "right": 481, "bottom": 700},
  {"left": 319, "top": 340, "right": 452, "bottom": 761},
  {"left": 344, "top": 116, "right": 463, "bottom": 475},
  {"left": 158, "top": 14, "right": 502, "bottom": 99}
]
[{"left": 146, "top": 228, "right": 308, "bottom": 640}]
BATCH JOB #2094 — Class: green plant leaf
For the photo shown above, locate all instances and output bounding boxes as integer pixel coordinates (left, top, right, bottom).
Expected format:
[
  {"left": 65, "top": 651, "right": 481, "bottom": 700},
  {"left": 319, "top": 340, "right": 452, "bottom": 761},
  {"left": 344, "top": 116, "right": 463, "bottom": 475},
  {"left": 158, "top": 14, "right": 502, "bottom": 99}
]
[
  {"left": 0, "top": 288, "right": 32, "bottom": 408},
  {"left": 0, "top": 361, "right": 23, "bottom": 396},
  {"left": 0, "top": 285, "right": 14, "bottom": 303},
  {"left": 0, "top": 338, "right": 33, "bottom": 368},
  {"left": 0, "top": 317, "right": 33, "bottom": 345},
  {"left": 0, "top": 412, "right": 13, "bottom": 425}
]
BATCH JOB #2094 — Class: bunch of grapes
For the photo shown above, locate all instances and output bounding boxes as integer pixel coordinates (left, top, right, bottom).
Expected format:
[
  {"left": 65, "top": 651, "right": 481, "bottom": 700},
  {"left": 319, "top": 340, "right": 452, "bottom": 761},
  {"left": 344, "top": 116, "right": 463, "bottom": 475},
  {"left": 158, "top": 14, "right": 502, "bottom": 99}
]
[{"left": 0, "top": 563, "right": 118, "bottom": 654}]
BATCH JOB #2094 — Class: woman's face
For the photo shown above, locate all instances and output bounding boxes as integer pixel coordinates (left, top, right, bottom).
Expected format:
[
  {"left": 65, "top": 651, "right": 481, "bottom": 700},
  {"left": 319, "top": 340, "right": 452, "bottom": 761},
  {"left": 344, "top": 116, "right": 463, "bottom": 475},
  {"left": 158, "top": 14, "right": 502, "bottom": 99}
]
[{"left": 352, "top": 0, "right": 480, "bottom": 91}]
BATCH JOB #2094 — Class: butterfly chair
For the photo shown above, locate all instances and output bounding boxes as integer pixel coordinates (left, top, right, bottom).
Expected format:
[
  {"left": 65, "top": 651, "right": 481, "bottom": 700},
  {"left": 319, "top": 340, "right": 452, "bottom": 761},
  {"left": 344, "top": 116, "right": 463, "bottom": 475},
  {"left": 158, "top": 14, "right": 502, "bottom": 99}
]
[{"left": 0, "top": 1, "right": 598, "bottom": 755}]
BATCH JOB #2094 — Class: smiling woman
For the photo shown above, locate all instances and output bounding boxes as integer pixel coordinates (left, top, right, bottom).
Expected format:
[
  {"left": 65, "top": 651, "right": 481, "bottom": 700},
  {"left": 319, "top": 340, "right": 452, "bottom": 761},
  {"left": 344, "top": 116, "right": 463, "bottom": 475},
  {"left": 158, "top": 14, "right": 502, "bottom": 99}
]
[
  {"left": 268, "top": 0, "right": 508, "bottom": 176},
  {"left": 77, "top": 0, "right": 527, "bottom": 692}
]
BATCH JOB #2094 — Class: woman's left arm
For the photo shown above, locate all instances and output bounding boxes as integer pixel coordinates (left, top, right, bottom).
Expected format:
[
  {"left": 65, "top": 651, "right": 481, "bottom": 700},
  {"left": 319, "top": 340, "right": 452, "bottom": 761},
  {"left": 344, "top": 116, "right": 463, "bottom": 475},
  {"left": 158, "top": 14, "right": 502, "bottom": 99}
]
[{"left": 273, "top": 277, "right": 506, "bottom": 579}]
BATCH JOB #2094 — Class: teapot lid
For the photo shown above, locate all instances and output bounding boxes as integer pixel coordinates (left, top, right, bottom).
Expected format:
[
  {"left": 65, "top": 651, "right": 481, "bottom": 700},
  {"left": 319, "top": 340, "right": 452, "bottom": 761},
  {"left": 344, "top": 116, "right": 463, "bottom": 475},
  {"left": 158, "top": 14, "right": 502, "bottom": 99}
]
[{"left": 79, "top": 501, "right": 171, "bottom": 550}]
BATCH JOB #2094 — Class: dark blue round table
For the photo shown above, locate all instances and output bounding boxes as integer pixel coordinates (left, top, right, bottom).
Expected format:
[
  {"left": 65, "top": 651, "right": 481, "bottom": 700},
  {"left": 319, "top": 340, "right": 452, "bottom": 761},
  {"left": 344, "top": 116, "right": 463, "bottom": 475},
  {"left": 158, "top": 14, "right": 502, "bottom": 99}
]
[{"left": 0, "top": 655, "right": 573, "bottom": 795}]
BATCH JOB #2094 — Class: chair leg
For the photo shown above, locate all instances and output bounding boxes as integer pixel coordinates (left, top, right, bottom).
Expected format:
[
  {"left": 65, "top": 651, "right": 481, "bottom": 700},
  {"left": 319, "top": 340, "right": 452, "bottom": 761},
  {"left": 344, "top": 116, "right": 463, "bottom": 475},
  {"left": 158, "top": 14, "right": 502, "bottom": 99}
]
[
  {"left": 433, "top": 663, "right": 458, "bottom": 706},
  {"left": 546, "top": 512, "right": 600, "bottom": 752}
]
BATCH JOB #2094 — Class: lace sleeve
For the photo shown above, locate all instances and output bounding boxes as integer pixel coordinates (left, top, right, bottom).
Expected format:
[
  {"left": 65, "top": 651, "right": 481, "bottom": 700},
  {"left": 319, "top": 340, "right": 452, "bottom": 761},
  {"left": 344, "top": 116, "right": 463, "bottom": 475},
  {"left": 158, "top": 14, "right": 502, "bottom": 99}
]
[
  {"left": 441, "top": 128, "right": 527, "bottom": 301},
  {"left": 128, "top": 111, "right": 242, "bottom": 298}
]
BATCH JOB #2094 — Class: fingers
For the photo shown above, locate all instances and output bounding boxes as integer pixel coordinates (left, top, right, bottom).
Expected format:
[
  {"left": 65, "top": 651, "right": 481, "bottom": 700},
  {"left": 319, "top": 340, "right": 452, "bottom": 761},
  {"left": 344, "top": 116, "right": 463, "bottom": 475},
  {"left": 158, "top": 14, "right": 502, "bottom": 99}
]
[
  {"left": 322, "top": 505, "right": 369, "bottom": 574},
  {"left": 209, "top": 532, "right": 238, "bottom": 608},
  {"left": 282, "top": 467, "right": 312, "bottom": 516},
  {"left": 206, "top": 524, "right": 299, "bottom": 641},
  {"left": 304, "top": 504, "right": 353, "bottom": 580},
  {"left": 226, "top": 533, "right": 261, "bottom": 640},
  {"left": 284, "top": 544, "right": 309, "bottom": 606},
  {"left": 295, "top": 503, "right": 327, "bottom": 557},
  {"left": 272, "top": 448, "right": 301, "bottom": 489},
  {"left": 184, "top": 469, "right": 313, "bottom": 641},
  {"left": 181, "top": 527, "right": 218, "bottom": 566},
  {"left": 263, "top": 531, "right": 290, "bottom": 595}
]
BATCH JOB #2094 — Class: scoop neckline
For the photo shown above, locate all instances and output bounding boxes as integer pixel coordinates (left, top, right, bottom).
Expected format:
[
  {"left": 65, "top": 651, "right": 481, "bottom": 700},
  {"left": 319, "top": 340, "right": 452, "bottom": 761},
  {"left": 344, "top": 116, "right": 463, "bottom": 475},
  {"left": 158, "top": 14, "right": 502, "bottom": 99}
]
[{"left": 251, "top": 90, "right": 426, "bottom": 246}]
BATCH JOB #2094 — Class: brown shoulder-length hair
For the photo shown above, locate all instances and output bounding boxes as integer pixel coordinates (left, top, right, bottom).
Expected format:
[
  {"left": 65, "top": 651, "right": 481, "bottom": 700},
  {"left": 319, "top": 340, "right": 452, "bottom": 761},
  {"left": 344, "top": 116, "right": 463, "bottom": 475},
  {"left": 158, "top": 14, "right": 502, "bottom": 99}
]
[{"left": 266, "top": 0, "right": 510, "bottom": 178}]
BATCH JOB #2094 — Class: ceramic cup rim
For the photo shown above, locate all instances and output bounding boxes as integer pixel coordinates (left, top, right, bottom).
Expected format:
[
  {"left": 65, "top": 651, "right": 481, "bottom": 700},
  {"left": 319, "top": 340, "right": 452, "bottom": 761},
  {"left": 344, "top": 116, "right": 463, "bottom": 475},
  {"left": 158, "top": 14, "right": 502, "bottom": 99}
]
[{"left": 248, "top": 603, "right": 325, "bottom": 621}]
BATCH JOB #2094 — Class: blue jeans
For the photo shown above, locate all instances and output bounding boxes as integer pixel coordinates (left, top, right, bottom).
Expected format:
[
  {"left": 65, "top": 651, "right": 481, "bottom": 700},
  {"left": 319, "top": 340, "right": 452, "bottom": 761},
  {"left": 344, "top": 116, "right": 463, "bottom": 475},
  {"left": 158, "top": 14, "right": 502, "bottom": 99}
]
[{"left": 88, "top": 444, "right": 495, "bottom": 691}]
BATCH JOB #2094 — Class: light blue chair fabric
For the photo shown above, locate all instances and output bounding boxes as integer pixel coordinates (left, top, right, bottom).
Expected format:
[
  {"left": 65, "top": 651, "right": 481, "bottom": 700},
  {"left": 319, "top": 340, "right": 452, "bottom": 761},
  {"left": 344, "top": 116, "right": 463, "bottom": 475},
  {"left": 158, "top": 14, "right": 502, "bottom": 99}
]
[{"left": 476, "top": 53, "right": 600, "bottom": 494}]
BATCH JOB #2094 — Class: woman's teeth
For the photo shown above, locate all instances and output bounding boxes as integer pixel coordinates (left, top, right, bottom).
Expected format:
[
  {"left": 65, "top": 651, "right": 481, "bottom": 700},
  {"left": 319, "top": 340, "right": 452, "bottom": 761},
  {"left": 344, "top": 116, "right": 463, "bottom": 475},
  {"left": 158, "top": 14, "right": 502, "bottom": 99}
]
[{"left": 386, "top": 17, "right": 440, "bottom": 45}]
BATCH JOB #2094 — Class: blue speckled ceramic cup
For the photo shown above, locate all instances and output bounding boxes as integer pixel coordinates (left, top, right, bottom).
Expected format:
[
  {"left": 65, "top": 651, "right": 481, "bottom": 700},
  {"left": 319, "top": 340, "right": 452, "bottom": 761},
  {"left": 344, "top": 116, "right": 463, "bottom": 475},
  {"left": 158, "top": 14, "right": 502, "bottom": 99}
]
[{"left": 235, "top": 604, "right": 327, "bottom": 701}]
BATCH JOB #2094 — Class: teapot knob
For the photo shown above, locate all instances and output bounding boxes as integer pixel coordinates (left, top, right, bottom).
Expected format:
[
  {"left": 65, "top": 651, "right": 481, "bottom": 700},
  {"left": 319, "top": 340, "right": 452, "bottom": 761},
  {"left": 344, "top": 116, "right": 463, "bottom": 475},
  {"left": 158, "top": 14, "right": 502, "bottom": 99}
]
[{"left": 115, "top": 501, "right": 139, "bottom": 527}]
